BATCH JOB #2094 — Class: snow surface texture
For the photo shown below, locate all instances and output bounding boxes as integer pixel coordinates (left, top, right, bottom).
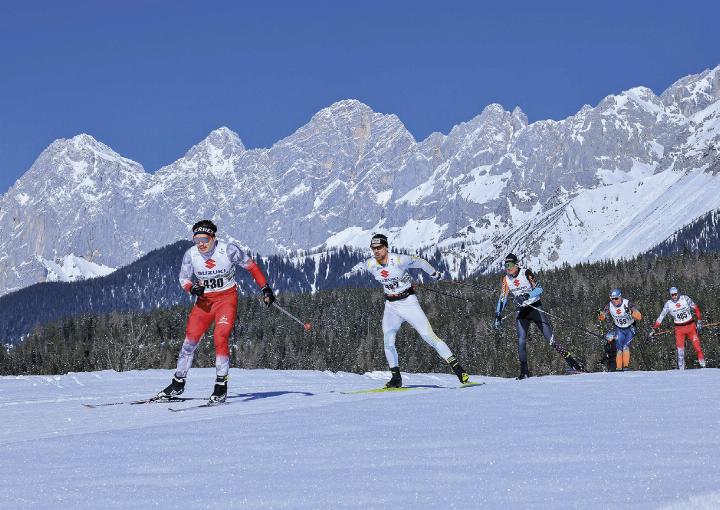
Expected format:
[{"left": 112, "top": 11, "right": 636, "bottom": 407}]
[
  {"left": 1, "top": 368, "right": 719, "bottom": 510},
  {"left": 0, "top": 65, "right": 719, "bottom": 296}
]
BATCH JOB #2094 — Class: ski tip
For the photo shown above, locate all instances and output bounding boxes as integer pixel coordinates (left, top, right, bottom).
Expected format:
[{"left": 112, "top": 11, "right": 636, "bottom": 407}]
[{"left": 460, "top": 381, "right": 486, "bottom": 388}]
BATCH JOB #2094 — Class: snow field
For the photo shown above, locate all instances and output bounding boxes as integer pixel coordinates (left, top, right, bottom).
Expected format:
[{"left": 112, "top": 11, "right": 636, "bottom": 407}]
[{"left": 1, "top": 368, "right": 719, "bottom": 509}]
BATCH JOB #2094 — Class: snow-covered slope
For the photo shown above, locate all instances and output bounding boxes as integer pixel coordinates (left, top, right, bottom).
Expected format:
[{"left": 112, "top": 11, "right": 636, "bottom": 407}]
[
  {"left": 1, "top": 65, "right": 719, "bottom": 295},
  {"left": 648, "top": 207, "right": 720, "bottom": 255},
  {"left": 1, "top": 368, "right": 718, "bottom": 509},
  {"left": 38, "top": 254, "right": 116, "bottom": 282}
]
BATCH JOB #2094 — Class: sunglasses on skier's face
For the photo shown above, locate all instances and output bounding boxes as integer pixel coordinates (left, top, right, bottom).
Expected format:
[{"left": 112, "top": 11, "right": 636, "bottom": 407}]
[
  {"left": 671, "top": 293, "right": 678, "bottom": 298},
  {"left": 193, "top": 236, "right": 213, "bottom": 245},
  {"left": 504, "top": 262, "right": 516, "bottom": 269},
  {"left": 611, "top": 296, "right": 622, "bottom": 302}
]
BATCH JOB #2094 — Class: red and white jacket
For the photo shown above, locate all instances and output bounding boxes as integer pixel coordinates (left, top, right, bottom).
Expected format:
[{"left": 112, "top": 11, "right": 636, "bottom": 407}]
[
  {"left": 179, "top": 240, "right": 267, "bottom": 294},
  {"left": 654, "top": 295, "right": 701, "bottom": 327}
]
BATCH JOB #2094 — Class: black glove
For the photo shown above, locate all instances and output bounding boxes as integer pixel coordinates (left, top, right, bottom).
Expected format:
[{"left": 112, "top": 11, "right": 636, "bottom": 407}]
[
  {"left": 190, "top": 282, "right": 205, "bottom": 297},
  {"left": 514, "top": 293, "right": 529, "bottom": 307},
  {"left": 430, "top": 271, "right": 442, "bottom": 281},
  {"left": 262, "top": 285, "right": 275, "bottom": 307},
  {"left": 494, "top": 314, "right": 502, "bottom": 330}
]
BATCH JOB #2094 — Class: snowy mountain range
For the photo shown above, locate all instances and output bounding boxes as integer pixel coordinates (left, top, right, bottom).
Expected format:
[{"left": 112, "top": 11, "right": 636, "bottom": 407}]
[{"left": 1, "top": 65, "right": 719, "bottom": 296}]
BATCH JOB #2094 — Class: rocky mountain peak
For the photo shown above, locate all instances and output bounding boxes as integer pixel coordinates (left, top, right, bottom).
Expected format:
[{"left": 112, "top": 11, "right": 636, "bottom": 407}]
[
  {"left": 661, "top": 64, "right": 720, "bottom": 116},
  {"left": 511, "top": 106, "right": 528, "bottom": 130},
  {"left": 205, "top": 126, "right": 245, "bottom": 150}
]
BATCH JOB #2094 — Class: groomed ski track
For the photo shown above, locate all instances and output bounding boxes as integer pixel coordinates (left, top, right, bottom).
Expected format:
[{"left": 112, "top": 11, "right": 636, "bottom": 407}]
[{"left": 1, "top": 368, "right": 719, "bottom": 510}]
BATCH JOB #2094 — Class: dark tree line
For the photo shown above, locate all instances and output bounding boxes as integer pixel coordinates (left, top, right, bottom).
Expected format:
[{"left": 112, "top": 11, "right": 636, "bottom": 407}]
[
  {"left": 2, "top": 251, "right": 719, "bottom": 377},
  {"left": 1, "top": 243, "right": 450, "bottom": 343}
]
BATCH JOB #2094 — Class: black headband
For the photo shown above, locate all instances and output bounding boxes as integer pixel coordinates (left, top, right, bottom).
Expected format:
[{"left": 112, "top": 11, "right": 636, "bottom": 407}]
[
  {"left": 193, "top": 226, "right": 216, "bottom": 236},
  {"left": 370, "top": 234, "right": 388, "bottom": 248}
]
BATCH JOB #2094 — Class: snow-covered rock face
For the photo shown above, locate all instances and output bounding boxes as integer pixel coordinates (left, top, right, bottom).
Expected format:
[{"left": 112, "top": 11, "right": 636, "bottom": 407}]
[{"left": 1, "top": 66, "right": 720, "bottom": 296}]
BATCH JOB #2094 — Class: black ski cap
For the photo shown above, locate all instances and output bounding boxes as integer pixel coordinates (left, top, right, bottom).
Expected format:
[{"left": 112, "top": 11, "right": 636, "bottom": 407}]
[
  {"left": 370, "top": 233, "right": 388, "bottom": 248},
  {"left": 192, "top": 219, "right": 217, "bottom": 236},
  {"left": 504, "top": 253, "right": 518, "bottom": 264}
]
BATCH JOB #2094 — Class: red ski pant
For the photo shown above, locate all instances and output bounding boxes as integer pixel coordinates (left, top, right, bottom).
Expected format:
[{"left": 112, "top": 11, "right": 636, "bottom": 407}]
[
  {"left": 674, "top": 322, "right": 704, "bottom": 360},
  {"left": 176, "top": 287, "right": 238, "bottom": 378}
]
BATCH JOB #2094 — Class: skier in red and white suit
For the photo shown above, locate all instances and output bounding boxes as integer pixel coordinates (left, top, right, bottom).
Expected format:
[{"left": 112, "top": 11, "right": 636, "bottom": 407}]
[
  {"left": 651, "top": 287, "right": 705, "bottom": 369},
  {"left": 157, "top": 219, "right": 274, "bottom": 403}
]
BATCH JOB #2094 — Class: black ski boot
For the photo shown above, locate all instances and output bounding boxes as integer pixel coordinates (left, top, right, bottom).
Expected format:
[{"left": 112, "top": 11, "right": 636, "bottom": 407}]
[
  {"left": 157, "top": 376, "right": 185, "bottom": 399},
  {"left": 564, "top": 353, "right": 586, "bottom": 373},
  {"left": 208, "top": 375, "right": 228, "bottom": 405},
  {"left": 516, "top": 361, "right": 531, "bottom": 380},
  {"left": 447, "top": 356, "right": 470, "bottom": 384},
  {"left": 385, "top": 367, "right": 402, "bottom": 388}
]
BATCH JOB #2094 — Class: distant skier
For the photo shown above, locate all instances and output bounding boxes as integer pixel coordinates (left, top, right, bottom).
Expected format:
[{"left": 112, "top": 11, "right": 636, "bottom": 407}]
[
  {"left": 650, "top": 287, "right": 706, "bottom": 369},
  {"left": 493, "top": 253, "right": 584, "bottom": 379},
  {"left": 157, "top": 220, "right": 275, "bottom": 403},
  {"left": 597, "top": 288, "right": 642, "bottom": 371},
  {"left": 365, "top": 233, "right": 470, "bottom": 388},
  {"left": 603, "top": 331, "right": 618, "bottom": 371}
]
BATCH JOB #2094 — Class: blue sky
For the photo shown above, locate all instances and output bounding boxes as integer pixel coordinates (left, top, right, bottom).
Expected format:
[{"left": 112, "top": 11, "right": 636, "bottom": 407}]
[{"left": 1, "top": 0, "right": 718, "bottom": 192}]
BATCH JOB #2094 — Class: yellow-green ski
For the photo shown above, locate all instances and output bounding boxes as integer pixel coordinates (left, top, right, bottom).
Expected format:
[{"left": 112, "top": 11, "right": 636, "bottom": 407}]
[{"left": 342, "top": 387, "right": 421, "bottom": 394}]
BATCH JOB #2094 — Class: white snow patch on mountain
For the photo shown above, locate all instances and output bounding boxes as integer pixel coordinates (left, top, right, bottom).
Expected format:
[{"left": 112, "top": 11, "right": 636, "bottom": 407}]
[
  {"left": 375, "top": 189, "right": 392, "bottom": 206},
  {"left": 39, "top": 254, "right": 116, "bottom": 283},
  {"left": 596, "top": 159, "right": 656, "bottom": 185},
  {"left": 459, "top": 167, "right": 509, "bottom": 203},
  {"left": 391, "top": 218, "right": 448, "bottom": 247}
]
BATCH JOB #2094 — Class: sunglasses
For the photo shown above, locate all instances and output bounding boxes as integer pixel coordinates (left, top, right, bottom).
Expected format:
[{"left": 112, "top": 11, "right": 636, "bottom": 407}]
[
  {"left": 504, "top": 262, "right": 516, "bottom": 269},
  {"left": 611, "top": 296, "right": 622, "bottom": 300},
  {"left": 193, "top": 236, "right": 213, "bottom": 244}
]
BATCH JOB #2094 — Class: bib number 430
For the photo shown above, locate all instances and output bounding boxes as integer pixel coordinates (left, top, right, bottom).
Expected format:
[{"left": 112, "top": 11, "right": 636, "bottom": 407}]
[{"left": 202, "top": 278, "right": 224, "bottom": 289}]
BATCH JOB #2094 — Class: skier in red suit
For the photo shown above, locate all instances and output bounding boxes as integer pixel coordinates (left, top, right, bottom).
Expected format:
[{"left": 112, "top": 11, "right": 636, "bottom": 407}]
[
  {"left": 157, "top": 220, "right": 274, "bottom": 403},
  {"left": 650, "top": 287, "right": 705, "bottom": 370}
]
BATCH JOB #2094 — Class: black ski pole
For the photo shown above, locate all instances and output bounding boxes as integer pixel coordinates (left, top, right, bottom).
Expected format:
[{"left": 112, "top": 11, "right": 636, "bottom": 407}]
[
  {"left": 523, "top": 302, "right": 605, "bottom": 341},
  {"left": 438, "top": 280, "right": 498, "bottom": 294},
  {"left": 414, "top": 283, "right": 469, "bottom": 301},
  {"left": 272, "top": 303, "right": 312, "bottom": 331}
]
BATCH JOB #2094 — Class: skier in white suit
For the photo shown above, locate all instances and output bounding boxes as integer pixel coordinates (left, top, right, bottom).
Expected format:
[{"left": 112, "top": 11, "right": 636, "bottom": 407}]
[{"left": 365, "top": 233, "right": 470, "bottom": 388}]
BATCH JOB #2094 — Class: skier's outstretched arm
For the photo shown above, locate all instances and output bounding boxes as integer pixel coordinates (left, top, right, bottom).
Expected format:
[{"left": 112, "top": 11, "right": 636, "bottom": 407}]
[
  {"left": 404, "top": 254, "right": 442, "bottom": 280},
  {"left": 653, "top": 302, "right": 670, "bottom": 329},
  {"left": 228, "top": 244, "right": 274, "bottom": 305},
  {"left": 494, "top": 278, "right": 509, "bottom": 329}
]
